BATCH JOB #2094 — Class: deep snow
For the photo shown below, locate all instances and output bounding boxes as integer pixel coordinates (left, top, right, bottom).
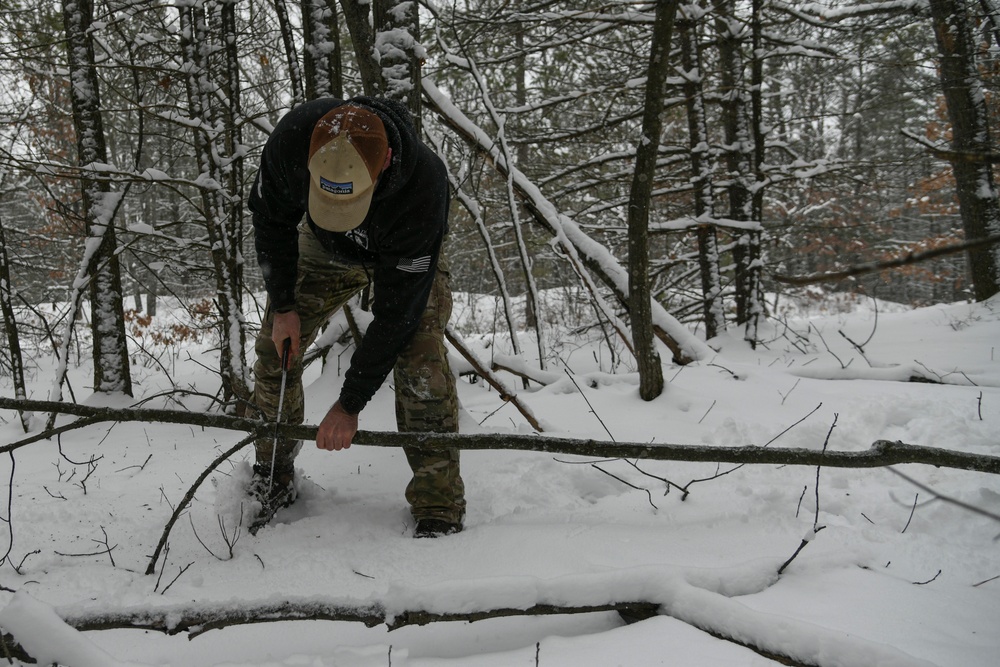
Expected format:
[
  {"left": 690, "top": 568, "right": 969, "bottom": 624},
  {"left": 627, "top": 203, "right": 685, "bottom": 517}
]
[{"left": 0, "top": 292, "right": 998, "bottom": 666}]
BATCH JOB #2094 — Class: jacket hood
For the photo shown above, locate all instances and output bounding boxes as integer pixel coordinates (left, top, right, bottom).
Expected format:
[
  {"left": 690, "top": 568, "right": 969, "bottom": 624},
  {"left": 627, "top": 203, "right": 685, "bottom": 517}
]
[{"left": 347, "top": 96, "right": 418, "bottom": 201}]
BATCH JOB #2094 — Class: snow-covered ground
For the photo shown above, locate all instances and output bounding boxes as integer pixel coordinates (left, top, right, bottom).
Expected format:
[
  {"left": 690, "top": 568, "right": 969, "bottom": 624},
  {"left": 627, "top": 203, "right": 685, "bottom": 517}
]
[{"left": 0, "top": 292, "right": 997, "bottom": 666}]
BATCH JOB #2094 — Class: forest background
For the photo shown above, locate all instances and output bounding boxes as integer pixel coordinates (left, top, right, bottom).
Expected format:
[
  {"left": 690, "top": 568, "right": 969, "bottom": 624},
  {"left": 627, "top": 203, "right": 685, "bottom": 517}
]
[
  {"left": 0, "top": 2, "right": 999, "bottom": 663},
  {"left": 0, "top": 0, "right": 999, "bottom": 429}
]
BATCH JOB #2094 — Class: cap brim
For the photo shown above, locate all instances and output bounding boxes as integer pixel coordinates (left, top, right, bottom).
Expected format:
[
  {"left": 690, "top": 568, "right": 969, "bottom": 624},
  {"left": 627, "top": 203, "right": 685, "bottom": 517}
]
[{"left": 308, "top": 179, "right": 374, "bottom": 233}]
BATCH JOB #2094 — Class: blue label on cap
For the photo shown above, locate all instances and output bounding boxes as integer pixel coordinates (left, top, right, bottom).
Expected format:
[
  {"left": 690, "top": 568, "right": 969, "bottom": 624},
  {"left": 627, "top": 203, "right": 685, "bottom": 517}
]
[{"left": 320, "top": 176, "right": 353, "bottom": 195}]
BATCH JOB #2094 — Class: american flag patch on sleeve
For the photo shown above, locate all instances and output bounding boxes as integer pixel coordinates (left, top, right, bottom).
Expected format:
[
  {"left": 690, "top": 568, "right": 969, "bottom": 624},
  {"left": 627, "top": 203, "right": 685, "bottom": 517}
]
[{"left": 396, "top": 255, "right": 432, "bottom": 273}]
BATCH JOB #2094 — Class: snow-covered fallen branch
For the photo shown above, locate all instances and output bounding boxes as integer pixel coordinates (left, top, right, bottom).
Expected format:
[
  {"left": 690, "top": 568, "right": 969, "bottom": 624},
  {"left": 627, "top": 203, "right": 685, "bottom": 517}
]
[
  {"left": 0, "top": 561, "right": 941, "bottom": 667},
  {"left": 1, "top": 397, "right": 998, "bottom": 474}
]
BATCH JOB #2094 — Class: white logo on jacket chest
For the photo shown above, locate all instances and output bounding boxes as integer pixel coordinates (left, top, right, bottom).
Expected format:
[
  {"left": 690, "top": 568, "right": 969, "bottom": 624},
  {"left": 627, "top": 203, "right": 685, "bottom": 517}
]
[{"left": 346, "top": 227, "right": 369, "bottom": 250}]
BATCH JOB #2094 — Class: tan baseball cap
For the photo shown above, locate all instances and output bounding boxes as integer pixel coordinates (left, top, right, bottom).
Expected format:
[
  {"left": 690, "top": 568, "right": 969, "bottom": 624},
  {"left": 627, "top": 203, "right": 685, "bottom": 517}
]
[{"left": 307, "top": 105, "right": 388, "bottom": 232}]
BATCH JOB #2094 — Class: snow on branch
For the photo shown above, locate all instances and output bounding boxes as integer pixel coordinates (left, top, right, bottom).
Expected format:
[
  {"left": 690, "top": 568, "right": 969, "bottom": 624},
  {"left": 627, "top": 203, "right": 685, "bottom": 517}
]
[
  {"left": 0, "top": 563, "right": 941, "bottom": 667},
  {"left": 1, "top": 397, "right": 997, "bottom": 475},
  {"left": 422, "top": 79, "right": 713, "bottom": 364}
]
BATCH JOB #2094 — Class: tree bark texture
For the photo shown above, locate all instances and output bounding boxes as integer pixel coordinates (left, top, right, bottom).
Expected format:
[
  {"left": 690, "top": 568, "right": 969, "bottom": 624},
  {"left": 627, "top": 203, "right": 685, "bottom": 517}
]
[
  {"left": 713, "top": 0, "right": 764, "bottom": 346},
  {"left": 679, "top": 14, "right": 726, "bottom": 341},
  {"left": 272, "top": 0, "right": 305, "bottom": 104},
  {"left": 177, "top": 0, "right": 250, "bottom": 406},
  {"left": 373, "top": 0, "right": 423, "bottom": 130},
  {"left": 62, "top": 0, "right": 132, "bottom": 397},
  {"left": 0, "top": 216, "right": 28, "bottom": 432},
  {"left": 2, "top": 397, "right": 998, "bottom": 474},
  {"left": 628, "top": 0, "right": 680, "bottom": 400},
  {"left": 302, "top": 0, "right": 343, "bottom": 99},
  {"left": 339, "top": 0, "right": 382, "bottom": 97},
  {"left": 928, "top": 0, "right": 1000, "bottom": 300}
]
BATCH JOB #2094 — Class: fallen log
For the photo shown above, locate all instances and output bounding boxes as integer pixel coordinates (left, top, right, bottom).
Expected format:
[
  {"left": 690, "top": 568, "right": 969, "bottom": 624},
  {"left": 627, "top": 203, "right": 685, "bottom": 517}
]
[
  {"left": 1, "top": 396, "right": 998, "bottom": 474},
  {"left": 0, "top": 597, "right": 816, "bottom": 666}
]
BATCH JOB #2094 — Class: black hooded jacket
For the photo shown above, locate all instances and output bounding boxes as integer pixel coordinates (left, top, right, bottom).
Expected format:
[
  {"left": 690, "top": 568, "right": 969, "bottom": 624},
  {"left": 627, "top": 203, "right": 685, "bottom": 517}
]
[{"left": 249, "top": 97, "right": 450, "bottom": 415}]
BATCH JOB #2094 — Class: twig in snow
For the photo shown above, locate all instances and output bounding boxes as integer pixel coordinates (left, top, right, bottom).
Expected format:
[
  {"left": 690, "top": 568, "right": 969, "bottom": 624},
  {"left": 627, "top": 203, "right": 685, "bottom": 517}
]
[
  {"left": 837, "top": 292, "right": 880, "bottom": 367},
  {"left": 813, "top": 416, "right": 837, "bottom": 529},
  {"left": 680, "top": 404, "right": 825, "bottom": 501},
  {"left": 54, "top": 526, "right": 117, "bottom": 567},
  {"left": 189, "top": 509, "right": 243, "bottom": 561},
  {"left": 973, "top": 574, "right": 999, "bottom": 587},
  {"left": 154, "top": 542, "right": 170, "bottom": 591},
  {"left": 778, "top": 414, "right": 837, "bottom": 575},
  {"left": 777, "top": 525, "right": 827, "bottom": 576},
  {"left": 159, "top": 562, "right": 194, "bottom": 595},
  {"left": 888, "top": 468, "right": 1000, "bottom": 527},
  {"left": 779, "top": 379, "right": 801, "bottom": 405},
  {"left": 564, "top": 370, "right": 615, "bottom": 442},
  {"left": 116, "top": 453, "right": 152, "bottom": 474},
  {"left": 14, "top": 551, "right": 38, "bottom": 575},
  {"left": 913, "top": 569, "right": 942, "bottom": 586},
  {"left": 901, "top": 493, "right": 918, "bottom": 534},
  {"left": 796, "top": 485, "right": 807, "bottom": 518},
  {"left": 707, "top": 362, "right": 739, "bottom": 379},
  {"left": 146, "top": 431, "right": 261, "bottom": 575},
  {"left": 811, "top": 324, "right": 850, "bottom": 369},
  {"left": 838, "top": 330, "right": 872, "bottom": 367},
  {"left": 698, "top": 400, "right": 716, "bottom": 424},
  {"left": 623, "top": 456, "right": 685, "bottom": 498},
  {"left": 977, "top": 391, "right": 983, "bottom": 420},
  {"left": 591, "top": 464, "right": 657, "bottom": 510},
  {"left": 159, "top": 486, "right": 175, "bottom": 511}
]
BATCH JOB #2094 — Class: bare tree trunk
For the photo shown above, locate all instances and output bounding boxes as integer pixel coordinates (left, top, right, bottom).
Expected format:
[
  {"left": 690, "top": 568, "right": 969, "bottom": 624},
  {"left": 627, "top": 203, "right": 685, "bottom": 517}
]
[
  {"left": 62, "top": 0, "right": 132, "bottom": 397},
  {"left": 928, "top": 0, "right": 1000, "bottom": 299},
  {"left": 679, "top": 13, "right": 725, "bottom": 341},
  {"left": 177, "top": 0, "right": 250, "bottom": 407},
  {"left": 272, "top": 0, "right": 305, "bottom": 105},
  {"left": 373, "top": 0, "right": 422, "bottom": 128},
  {"left": 0, "top": 216, "right": 29, "bottom": 432},
  {"left": 339, "top": 0, "right": 381, "bottom": 96},
  {"left": 714, "top": 0, "right": 764, "bottom": 347},
  {"left": 628, "top": 0, "right": 680, "bottom": 400},
  {"left": 302, "top": 0, "right": 343, "bottom": 99}
]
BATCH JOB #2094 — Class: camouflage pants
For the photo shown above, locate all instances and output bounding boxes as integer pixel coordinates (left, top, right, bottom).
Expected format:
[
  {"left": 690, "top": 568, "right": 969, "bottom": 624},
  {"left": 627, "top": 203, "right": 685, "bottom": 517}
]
[{"left": 253, "top": 224, "right": 465, "bottom": 524}]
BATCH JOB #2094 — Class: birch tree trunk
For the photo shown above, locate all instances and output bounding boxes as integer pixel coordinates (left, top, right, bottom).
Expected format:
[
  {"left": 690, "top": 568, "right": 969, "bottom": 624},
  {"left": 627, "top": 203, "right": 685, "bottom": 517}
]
[
  {"left": 679, "top": 13, "right": 725, "bottom": 341},
  {"left": 302, "top": 0, "right": 343, "bottom": 99},
  {"left": 62, "top": 0, "right": 132, "bottom": 397},
  {"left": 928, "top": 0, "right": 1000, "bottom": 300},
  {"left": 628, "top": 0, "right": 680, "bottom": 400}
]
